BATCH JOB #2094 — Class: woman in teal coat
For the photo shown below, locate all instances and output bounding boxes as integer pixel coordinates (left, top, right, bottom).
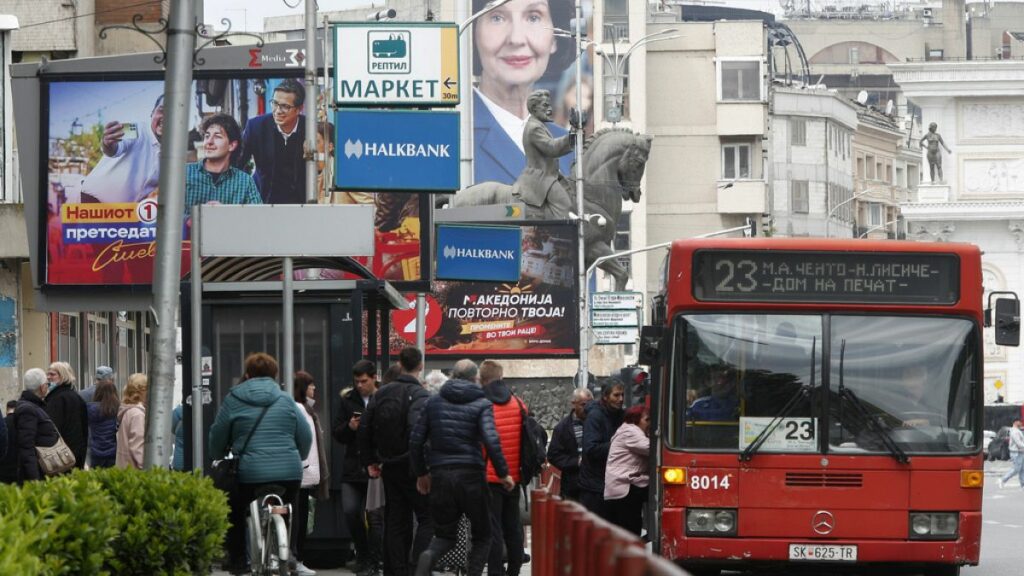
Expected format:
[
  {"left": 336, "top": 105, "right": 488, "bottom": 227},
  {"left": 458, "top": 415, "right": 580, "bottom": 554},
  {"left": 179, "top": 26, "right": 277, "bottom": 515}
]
[{"left": 209, "top": 352, "right": 313, "bottom": 574}]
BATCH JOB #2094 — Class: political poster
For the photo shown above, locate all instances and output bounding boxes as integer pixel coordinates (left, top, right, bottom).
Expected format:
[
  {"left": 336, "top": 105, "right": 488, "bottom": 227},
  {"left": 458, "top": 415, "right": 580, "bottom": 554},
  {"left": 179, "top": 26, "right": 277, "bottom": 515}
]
[{"left": 376, "top": 223, "right": 579, "bottom": 357}]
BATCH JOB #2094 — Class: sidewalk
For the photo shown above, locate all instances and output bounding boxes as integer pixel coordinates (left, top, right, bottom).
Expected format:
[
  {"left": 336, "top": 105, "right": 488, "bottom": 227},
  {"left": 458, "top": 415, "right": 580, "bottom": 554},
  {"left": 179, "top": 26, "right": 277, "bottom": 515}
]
[{"left": 212, "top": 527, "right": 534, "bottom": 576}]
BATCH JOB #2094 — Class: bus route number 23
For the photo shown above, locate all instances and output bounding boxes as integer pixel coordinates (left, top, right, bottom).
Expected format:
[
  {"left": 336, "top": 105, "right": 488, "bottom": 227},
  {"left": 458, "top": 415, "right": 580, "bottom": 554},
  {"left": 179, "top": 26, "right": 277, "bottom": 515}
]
[{"left": 690, "top": 474, "right": 731, "bottom": 490}]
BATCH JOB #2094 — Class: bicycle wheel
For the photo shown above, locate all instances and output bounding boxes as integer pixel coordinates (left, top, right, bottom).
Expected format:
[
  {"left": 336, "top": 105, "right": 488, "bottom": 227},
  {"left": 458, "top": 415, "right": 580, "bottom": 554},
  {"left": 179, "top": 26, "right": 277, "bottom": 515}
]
[
  {"left": 263, "top": 517, "right": 289, "bottom": 576},
  {"left": 246, "top": 510, "right": 263, "bottom": 575}
]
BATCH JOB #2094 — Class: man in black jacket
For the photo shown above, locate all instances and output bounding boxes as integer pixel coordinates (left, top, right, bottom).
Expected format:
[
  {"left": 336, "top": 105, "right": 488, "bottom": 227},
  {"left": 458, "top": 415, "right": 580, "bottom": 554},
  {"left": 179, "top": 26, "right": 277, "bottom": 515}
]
[
  {"left": 44, "top": 364, "right": 88, "bottom": 469},
  {"left": 409, "top": 359, "right": 514, "bottom": 576},
  {"left": 577, "top": 381, "right": 625, "bottom": 519},
  {"left": 333, "top": 359, "right": 382, "bottom": 576},
  {"left": 0, "top": 401, "right": 17, "bottom": 483},
  {"left": 546, "top": 387, "right": 594, "bottom": 501},
  {"left": 358, "top": 347, "right": 432, "bottom": 576},
  {"left": 14, "top": 368, "right": 61, "bottom": 481}
]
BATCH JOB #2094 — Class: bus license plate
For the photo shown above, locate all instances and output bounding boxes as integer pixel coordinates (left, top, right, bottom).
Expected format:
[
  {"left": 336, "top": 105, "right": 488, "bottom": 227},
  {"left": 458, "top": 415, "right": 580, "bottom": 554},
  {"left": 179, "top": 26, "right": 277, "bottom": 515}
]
[{"left": 788, "top": 544, "right": 857, "bottom": 562}]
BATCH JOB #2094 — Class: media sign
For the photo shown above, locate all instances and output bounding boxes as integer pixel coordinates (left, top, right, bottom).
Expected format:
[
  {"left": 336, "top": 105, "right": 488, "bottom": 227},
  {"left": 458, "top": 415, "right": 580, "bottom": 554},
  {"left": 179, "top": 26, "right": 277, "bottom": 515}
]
[
  {"left": 333, "top": 22, "right": 460, "bottom": 106},
  {"left": 436, "top": 225, "right": 522, "bottom": 283},
  {"left": 335, "top": 109, "right": 460, "bottom": 192}
]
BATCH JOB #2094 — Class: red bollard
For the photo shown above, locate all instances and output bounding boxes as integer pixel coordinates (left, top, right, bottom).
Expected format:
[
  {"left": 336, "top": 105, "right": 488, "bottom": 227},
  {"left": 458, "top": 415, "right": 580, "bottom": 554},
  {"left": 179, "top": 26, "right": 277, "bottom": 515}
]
[
  {"left": 571, "top": 512, "right": 594, "bottom": 576},
  {"left": 555, "top": 502, "right": 583, "bottom": 575},
  {"left": 530, "top": 488, "right": 548, "bottom": 576},
  {"left": 584, "top": 521, "right": 613, "bottom": 575},
  {"left": 613, "top": 547, "right": 651, "bottom": 576}
]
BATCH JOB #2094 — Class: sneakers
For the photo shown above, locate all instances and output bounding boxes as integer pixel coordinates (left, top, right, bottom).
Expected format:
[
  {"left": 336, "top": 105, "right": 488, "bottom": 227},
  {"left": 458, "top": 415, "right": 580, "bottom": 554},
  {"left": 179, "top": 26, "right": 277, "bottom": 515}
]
[
  {"left": 294, "top": 561, "right": 316, "bottom": 576},
  {"left": 998, "top": 478, "right": 1006, "bottom": 489}
]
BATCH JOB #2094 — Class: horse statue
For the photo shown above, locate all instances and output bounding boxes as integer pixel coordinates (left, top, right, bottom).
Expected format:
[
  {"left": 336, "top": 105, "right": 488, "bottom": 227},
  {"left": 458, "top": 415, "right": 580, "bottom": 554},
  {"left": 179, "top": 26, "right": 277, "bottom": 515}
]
[{"left": 445, "top": 128, "right": 652, "bottom": 291}]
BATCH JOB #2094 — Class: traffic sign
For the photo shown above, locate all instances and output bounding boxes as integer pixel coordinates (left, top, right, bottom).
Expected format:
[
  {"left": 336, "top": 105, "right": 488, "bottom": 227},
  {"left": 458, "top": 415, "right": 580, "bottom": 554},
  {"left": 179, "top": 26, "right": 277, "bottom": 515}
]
[
  {"left": 333, "top": 22, "right": 460, "bottom": 106},
  {"left": 592, "top": 309, "right": 640, "bottom": 327},
  {"left": 591, "top": 291, "right": 643, "bottom": 310},
  {"left": 335, "top": 109, "right": 460, "bottom": 191},
  {"left": 593, "top": 327, "right": 640, "bottom": 345}
]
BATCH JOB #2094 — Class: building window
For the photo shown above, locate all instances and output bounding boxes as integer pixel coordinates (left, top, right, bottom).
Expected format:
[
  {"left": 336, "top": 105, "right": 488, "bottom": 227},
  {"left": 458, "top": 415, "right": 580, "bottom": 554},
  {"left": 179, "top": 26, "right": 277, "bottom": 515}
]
[
  {"left": 868, "top": 203, "right": 883, "bottom": 226},
  {"left": 885, "top": 163, "right": 892, "bottom": 184},
  {"left": 791, "top": 180, "right": 809, "bottom": 213},
  {"left": 849, "top": 46, "right": 860, "bottom": 64},
  {"left": 719, "top": 60, "right": 761, "bottom": 101},
  {"left": 896, "top": 166, "right": 906, "bottom": 188},
  {"left": 865, "top": 155, "right": 876, "bottom": 180},
  {"left": 791, "top": 119, "right": 806, "bottom": 147},
  {"left": 604, "top": 0, "right": 629, "bottom": 40},
  {"left": 57, "top": 313, "right": 81, "bottom": 377},
  {"left": 856, "top": 156, "right": 865, "bottom": 179},
  {"left": 722, "top": 143, "right": 751, "bottom": 179}
]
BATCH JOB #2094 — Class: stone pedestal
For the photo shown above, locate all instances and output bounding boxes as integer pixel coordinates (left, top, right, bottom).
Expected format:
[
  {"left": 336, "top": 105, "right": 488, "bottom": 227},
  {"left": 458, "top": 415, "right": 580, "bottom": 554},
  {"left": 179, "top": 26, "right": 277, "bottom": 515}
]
[{"left": 916, "top": 183, "right": 950, "bottom": 203}]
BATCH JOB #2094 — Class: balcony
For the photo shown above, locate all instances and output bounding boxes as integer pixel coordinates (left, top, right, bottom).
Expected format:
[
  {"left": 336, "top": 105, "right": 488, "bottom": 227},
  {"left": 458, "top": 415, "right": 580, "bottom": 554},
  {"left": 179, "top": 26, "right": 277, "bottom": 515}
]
[
  {"left": 717, "top": 180, "right": 766, "bottom": 214},
  {"left": 717, "top": 102, "right": 766, "bottom": 136}
]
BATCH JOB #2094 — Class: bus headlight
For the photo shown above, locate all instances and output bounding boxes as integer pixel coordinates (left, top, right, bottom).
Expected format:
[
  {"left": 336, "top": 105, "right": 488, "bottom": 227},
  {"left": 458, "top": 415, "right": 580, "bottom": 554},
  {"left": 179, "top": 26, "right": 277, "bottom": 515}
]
[
  {"left": 686, "top": 508, "right": 737, "bottom": 536},
  {"left": 909, "top": 512, "right": 958, "bottom": 540}
]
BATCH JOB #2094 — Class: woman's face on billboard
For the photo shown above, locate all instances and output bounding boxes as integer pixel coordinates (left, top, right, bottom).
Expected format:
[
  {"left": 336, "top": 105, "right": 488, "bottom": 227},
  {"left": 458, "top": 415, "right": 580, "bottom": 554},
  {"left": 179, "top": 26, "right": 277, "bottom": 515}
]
[{"left": 476, "top": 0, "right": 556, "bottom": 90}]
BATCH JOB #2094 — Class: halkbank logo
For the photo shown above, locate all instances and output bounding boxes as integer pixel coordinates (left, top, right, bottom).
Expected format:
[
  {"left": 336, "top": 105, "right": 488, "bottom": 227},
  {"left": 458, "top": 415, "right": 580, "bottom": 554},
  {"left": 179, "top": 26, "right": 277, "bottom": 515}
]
[
  {"left": 442, "top": 245, "right": 517, "bottom": 261},
  {"left": 343, "top": 139, "right": 451, "bottom": 160}
]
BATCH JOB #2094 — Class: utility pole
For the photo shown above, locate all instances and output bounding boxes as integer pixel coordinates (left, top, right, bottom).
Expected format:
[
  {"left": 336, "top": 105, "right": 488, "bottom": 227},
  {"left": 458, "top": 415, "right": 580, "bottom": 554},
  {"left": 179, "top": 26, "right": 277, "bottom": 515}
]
[{"left": 144, "top": 0, "right": 196, "bottom": 469}]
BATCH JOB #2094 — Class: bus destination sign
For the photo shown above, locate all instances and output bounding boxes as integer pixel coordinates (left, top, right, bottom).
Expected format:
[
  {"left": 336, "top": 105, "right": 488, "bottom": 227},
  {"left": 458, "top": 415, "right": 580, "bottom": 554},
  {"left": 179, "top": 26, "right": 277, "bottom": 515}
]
[{"left": 692, "top": 250, "right": 960, "bottom": 305}]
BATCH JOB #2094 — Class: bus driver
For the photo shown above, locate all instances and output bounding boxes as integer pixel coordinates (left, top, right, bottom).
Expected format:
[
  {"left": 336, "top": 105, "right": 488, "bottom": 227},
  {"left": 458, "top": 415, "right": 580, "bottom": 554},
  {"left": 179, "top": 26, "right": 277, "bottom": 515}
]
[{"left": 687, "top": 367, "right": 740, "bottom": 421}]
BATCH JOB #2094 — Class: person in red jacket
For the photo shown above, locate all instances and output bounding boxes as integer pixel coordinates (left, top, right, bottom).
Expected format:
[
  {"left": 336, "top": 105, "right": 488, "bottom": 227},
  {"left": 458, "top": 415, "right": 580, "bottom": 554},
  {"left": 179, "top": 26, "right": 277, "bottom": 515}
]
[{"left": 480, "top": 360, "right": 526, "bottom": 576}]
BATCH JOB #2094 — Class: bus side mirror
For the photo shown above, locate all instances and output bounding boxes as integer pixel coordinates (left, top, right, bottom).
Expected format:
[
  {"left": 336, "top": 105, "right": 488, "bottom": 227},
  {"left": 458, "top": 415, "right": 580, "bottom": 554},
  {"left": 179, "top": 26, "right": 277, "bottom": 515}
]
[
  {"left": 995, "top": 298, "right": 1020, "bottom": 347},
  {"left": 639, "top": 325, "right": 665, "bottom": 365}
]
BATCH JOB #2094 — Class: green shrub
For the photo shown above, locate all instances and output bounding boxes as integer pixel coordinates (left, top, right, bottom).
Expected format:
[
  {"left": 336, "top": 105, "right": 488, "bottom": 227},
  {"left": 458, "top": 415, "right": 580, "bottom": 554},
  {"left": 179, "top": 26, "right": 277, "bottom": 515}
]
[
  {"left": 0, "top": 483, "right": 50, "bottom": 576},
  {"left": 0, "top": 474, "right": 120, "bottom": 575},
  {"left": 89, "top": 467, "right": 230, "bottom": 575}
]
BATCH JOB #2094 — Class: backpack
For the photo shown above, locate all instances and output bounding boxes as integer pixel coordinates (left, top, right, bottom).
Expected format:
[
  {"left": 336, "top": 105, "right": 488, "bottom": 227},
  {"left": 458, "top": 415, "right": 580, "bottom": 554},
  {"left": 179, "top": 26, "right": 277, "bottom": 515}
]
[
  {"left": 373, "top": 382, "right": 413, "bottom": 461},
  {"left": 515, "top": 397, "right": 547, "bottom": 485}
]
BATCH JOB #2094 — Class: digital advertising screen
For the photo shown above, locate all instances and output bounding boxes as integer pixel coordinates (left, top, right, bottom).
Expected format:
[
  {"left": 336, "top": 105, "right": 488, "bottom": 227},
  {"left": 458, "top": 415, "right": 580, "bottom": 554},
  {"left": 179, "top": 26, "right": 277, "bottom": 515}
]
[{"left": 374, "top": 222, "right": 579, "bottom": 358}]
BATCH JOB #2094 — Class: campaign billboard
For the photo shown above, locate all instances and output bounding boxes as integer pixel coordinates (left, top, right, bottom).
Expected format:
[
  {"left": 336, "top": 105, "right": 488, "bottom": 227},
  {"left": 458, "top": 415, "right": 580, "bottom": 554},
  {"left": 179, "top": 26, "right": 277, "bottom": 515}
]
[
  {"left": 375, "top": 222, "right": 578, "bottom": 357},
  {"left": 41, "top": 76, "right": 429, "bottom": 288},
  {"left": 469, "top": 0, "right": 595, "bottom": 186}
]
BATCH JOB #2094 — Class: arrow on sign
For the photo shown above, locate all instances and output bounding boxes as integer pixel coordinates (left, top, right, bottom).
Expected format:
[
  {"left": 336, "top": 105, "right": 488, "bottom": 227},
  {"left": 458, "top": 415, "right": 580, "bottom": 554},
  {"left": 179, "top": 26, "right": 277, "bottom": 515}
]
[
  {"left": 443, "top": 77, "right": 456, "bottom": 90},
  {"left": 506, "top": 205, "right": 522, "bottom": 217}
]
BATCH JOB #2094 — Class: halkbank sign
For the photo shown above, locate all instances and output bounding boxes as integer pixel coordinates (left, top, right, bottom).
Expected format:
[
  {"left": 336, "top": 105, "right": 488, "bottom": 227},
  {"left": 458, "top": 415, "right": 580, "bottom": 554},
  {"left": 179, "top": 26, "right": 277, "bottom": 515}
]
[
  {"left": 334, "top": 109, "right": 460, "bottom": 191},
  {"left": 332, "top": 22, "right": 460, "bottom": 106}
]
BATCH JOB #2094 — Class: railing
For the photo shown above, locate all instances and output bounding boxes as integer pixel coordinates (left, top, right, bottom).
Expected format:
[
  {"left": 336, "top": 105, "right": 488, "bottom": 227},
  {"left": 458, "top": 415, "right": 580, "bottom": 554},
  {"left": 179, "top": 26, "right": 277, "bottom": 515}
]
[{"left": 530, "top": 480, "right": 692, "bottom": 576}]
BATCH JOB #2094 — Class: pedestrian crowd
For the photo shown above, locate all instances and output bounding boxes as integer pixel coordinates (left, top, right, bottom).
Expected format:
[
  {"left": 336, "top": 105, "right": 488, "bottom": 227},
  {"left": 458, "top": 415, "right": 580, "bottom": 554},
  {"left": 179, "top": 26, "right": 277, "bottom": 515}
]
[
  {"left": 0, "top": 347, "right": 652, "bottom": 576},
  {"left": 0, "top": 363, "right": 156, "bottom": 484}
]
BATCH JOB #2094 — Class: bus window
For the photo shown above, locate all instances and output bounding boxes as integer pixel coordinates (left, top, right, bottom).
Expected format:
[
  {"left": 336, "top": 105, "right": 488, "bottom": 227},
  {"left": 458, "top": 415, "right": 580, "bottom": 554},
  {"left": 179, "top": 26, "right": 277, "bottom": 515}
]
[
  {"left": 673, "top": 314, "right": 821, "bottom": 452},
  {"left": 829, "top": 316, "right": 979, "bottom": 455}
]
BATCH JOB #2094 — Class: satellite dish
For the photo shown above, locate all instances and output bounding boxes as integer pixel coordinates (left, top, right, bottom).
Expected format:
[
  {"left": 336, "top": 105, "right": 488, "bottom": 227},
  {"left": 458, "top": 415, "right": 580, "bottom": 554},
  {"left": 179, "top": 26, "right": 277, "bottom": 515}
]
[
  {"left": 857, "top": 90, "right": 869, "bottom": 105},
  {"left": 885, "top": 100, "right": 894, "bottom": 115}
]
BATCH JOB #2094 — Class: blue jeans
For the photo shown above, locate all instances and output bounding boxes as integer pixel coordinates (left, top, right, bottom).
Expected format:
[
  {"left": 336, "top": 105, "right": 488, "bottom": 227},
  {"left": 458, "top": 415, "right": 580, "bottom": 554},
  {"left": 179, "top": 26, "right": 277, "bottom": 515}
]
[{"left": 1001, "top": 451, "right": 1024, "bottom": 487}]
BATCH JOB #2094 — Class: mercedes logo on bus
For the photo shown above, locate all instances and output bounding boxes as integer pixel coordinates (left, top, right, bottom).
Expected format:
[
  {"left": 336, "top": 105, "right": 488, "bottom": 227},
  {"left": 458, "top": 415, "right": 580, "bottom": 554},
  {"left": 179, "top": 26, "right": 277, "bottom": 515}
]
[{"left": 812, "top": 511, "right": 835, "bottom": 535}]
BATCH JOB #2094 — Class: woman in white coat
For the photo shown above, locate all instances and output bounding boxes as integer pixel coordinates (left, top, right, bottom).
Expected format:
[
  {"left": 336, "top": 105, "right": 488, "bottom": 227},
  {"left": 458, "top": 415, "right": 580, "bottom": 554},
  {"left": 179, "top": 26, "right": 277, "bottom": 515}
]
[{"left": 603, "top": 405, "right": 650, "bottom": 535}]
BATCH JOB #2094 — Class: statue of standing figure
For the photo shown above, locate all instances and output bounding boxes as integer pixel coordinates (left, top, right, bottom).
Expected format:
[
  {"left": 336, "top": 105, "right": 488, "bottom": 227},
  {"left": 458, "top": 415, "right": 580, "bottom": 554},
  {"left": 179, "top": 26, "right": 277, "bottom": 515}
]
[
  {"left": 920, "top": 122, "right": 952, "bottom": 183},
  {"left": 512, "top": 90, "right": 577, "bottom": 218}
]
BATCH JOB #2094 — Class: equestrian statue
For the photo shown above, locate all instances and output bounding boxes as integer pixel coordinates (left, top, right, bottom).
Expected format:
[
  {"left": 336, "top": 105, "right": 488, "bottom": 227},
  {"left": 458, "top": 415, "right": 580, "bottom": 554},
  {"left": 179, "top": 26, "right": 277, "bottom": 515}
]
[{"left": 444, "top": 89, "right": 653, "bottom": 291}]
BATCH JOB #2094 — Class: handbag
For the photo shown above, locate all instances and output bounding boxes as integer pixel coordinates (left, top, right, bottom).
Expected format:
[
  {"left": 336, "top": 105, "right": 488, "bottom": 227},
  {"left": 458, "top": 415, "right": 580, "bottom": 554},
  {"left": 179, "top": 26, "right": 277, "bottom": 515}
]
[
  {"left": 210, "top": 396, "right": 278, "bottom": 496},
  {"left": 37, "top": 430, "right": 76, "bottom": 476}
]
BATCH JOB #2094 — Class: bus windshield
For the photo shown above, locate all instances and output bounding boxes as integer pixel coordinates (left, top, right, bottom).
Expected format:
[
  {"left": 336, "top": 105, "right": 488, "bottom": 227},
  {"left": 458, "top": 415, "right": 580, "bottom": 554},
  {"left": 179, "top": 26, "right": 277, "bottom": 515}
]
[{"left": 671, "top": 313, "right": 980, "bottom": 456}]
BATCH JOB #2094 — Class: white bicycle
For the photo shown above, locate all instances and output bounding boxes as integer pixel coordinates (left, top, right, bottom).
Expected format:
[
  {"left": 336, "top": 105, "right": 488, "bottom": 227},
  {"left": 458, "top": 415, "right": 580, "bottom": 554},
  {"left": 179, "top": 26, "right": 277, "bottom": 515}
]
[{"left": 246, "top": 486, "right": 293, "bottom": 576}]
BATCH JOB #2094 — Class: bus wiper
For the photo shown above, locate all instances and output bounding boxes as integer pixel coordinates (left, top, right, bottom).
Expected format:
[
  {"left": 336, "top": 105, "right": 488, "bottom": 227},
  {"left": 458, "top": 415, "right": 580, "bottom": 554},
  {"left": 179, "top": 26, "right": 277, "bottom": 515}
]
[
  {"left": 837, "top": 340, "right": 909, "bottom": 464},
  {"left": 739, "top": 337, "right": 816, "bottom": 462}
]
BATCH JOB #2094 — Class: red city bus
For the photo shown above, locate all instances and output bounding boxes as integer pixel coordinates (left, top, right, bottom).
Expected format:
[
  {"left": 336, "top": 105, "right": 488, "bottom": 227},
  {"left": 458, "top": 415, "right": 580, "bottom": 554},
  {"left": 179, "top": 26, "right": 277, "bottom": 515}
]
[{"left": 643, "top": 238, "right": 1019, "bottom": 576}]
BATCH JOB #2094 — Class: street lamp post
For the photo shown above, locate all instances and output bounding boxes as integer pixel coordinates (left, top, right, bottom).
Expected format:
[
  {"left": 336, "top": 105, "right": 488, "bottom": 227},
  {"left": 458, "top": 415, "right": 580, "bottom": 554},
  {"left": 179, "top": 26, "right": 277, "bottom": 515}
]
[
  {"left": 597, "top": 28, "right": 679, "bottom": 125},
  {"left": 825, "top": 187, "right": 883, "bottom": 238},
  {"left": 571, "top": 24, "right": 678, "bottom": 387},
  {"left": 458, "top": 0, "right": 512, "bottom": 191},
  {"left": 858, "top": 218, "right": 901, "bottom": 238}
]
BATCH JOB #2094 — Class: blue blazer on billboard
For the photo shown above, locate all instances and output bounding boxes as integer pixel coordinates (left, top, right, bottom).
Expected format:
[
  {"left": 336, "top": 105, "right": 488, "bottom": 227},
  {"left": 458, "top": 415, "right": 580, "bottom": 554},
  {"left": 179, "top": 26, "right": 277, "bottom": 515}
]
[
  {"left": 237, "top": 113, "right": 306, "bottom": 204},
  {"left": 473, "top": 91, "right": 574, "bottom": 186}
]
